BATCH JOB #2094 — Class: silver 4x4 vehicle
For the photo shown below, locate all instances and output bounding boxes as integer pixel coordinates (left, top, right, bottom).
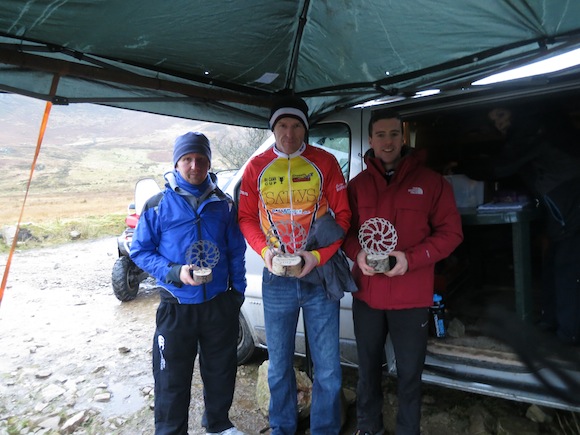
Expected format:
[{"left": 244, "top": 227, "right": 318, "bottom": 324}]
[{"left": 227, "top": 76, "right": 580, "bottom": 413}]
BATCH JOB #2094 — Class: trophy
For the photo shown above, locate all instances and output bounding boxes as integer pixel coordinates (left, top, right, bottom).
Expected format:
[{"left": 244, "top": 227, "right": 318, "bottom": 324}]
[
  {"left": 358, "top": 217, "right": 398, "bottom": 273},
  {"left": 185, "top": 240, "right": 220, "bottom": 284},
  {"left": 266, "top": 220, "right": 307, "bottom": 277}
]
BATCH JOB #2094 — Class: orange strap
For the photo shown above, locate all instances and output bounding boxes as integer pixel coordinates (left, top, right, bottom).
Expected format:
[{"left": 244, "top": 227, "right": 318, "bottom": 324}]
[{"left": 0, "top": 76, "right": 60, "bottom": 308}]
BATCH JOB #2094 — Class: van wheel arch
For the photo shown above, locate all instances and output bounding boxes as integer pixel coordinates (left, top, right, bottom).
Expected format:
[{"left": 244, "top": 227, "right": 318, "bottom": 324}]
[{"left": 237, "top": 312, "right": 255, "bottom": 365}]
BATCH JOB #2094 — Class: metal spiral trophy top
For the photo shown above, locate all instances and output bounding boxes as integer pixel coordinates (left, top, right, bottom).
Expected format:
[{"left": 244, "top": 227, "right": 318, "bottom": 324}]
[
  {"left": 358, "top": 217, "right": 398, "bottom": 273},
  {"left": 265, "top": 220, "right": 307, "bottom": 254},
  {"left": 358, "top": 217, "right": 398, "bottom": 255},
  {"left": 266, "top": 220, "right": 307, "bottom": 277},
  {"left": 186, "top": 240, "right": 220, "bottom": 269},
  {"left": 185, "top": 240, "right": 220, "bottom": 283}
]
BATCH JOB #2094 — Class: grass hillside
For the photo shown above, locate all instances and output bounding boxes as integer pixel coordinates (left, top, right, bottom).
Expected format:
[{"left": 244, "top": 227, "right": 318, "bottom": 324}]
[
  {"left": 0, "top": 94, "right": 265, "bottom": 251},
  {"left": 0, "top": 94, "right": 250, "bottom": 228}
]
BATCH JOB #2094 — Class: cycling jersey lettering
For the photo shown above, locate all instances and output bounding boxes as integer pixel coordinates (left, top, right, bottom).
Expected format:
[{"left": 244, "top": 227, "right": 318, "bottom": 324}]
[
  {"left": 272, "top": 208, "right": 311, "bottom": 215},
  {"left": 264, "top": 176, "right": 279, "bottom": 186},
  {"left": 263, "top": 188, "right": 317, "bottom": 205}
]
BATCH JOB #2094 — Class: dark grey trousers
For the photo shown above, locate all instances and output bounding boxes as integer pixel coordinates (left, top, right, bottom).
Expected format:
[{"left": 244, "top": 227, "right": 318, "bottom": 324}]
[
  {"left": 352, "top": 298, "right": 429, "bottom": 435},
  {"left": 152, "top": 290, "right": 242, "bottom": 435}
]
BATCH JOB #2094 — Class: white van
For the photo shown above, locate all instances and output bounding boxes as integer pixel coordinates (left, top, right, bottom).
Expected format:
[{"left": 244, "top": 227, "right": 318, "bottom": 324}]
[{"left": 225, "top": 81, "right": 580, "bottom": 413}]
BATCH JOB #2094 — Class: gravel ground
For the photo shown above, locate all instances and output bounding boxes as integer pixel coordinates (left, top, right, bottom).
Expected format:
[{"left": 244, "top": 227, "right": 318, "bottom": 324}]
[{"left": 0, "top": 237, "right": 574, "bottom": 434}]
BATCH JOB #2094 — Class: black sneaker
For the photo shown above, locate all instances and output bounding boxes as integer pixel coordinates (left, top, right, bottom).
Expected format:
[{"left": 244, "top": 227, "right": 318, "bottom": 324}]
[{"left": 536, "top": 320, "right": 556, "bottom": 333}]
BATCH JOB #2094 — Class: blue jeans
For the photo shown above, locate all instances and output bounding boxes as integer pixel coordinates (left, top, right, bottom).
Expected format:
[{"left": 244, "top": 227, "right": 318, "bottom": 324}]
[{"left": 262, "top": 270, "right": 342, "bottom": 435}]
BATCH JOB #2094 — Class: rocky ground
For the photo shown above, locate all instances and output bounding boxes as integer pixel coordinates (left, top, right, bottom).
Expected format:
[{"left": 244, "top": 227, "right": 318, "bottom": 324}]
[{"left": 0, "top": 237, "right": 576, "bottom": 434}]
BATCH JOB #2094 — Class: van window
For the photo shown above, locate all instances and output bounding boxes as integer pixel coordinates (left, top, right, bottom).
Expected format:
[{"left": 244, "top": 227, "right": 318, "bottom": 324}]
[{"left": 309, "top": 122, "right": 351, "bottom": 180}]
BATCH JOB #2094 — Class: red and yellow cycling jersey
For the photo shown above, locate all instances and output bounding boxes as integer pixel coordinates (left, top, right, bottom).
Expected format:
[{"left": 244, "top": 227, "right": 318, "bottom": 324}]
[{"left": 239, "top": 143, "right": 350, "bottom": 265}]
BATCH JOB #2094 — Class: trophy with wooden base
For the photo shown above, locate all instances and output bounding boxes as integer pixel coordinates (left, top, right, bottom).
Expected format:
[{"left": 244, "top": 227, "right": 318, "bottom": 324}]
[
  {"left": 358, "top": 217, "right": 398, "bottom": 273},
  {"left": 185, "top": 240, "right": 220, "bottom": 284},
  {"left": 266, "top": 220, "right": 307, "bottom": 277}
]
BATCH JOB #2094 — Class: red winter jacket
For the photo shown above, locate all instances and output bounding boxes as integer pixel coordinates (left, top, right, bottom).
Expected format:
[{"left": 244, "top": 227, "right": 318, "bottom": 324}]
[{"left": 343, "top": 148, "right": 463, "bottom": 310}]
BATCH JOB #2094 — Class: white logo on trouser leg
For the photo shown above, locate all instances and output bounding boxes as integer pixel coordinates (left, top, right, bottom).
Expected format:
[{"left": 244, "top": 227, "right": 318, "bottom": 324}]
[{"left": 158, "top": 335, "right": 166, "bottom": 370}]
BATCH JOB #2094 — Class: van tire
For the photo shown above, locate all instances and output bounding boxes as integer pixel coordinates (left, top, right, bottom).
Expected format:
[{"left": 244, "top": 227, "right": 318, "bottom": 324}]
[
  {"left": 112, "top": 256, "right": 142, "bottom": 302},
  {"left": 237, "top": 313, "right": 255, "bottom": 365}
]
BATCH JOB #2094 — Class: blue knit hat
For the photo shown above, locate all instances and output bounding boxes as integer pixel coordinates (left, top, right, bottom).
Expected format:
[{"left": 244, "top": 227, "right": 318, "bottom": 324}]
[{"left": 173, "top": 132, "right": 211, "bottom": 167}]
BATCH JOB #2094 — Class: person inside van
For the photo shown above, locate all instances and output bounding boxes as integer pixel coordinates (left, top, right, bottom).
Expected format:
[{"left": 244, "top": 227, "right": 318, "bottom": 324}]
[
  {"left": 130, "top": 132, "right": 247, "bottom": 435},
  {"left": 450, "top": 106, "right": 580, "bottom": 345},
  {"left": 238, "top": 95, "right": 352, "bottom": 435},
  {"left": 343, "top": 109, "right": 463, "bottom": 435}
]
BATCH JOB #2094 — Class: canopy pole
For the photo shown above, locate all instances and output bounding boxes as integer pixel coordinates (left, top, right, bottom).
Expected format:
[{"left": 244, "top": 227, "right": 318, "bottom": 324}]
[
  {"left": 285, "top": 0, "right": 310, "bottom": 90},
  {"left": 0, "top": 46, "right": 271, "bottom": 108},
  {"left": 0, "top": 74, "right": 60, "bottom": 308}
]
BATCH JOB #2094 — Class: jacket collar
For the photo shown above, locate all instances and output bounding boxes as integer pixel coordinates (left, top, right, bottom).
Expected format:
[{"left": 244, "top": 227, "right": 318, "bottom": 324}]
[
  {"left": 364, "top": 146, "right": 425, "bottom": 182},
  {"left": 273, "top": 142, "right": 306, "bottom": 158}
]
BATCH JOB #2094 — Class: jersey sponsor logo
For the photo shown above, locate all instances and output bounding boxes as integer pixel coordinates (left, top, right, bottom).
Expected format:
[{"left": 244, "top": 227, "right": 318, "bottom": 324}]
[
  {"left": 263, "top": 188, "right": 318, "bottom": 205},
  {"left": 292, "top": 172, "right": 313, "bottom": 183},
  {"left": 408, "top": 186, "right": 424, "bottom": 195},
  {"left": 272, "top": 208, "right": 312, "bottom": 216},
  {"left": 336, "top": 182, "right": 347, "bottom": 192},
  {"left": 264, "top": 176, "right": 281, "bottom": 186}
]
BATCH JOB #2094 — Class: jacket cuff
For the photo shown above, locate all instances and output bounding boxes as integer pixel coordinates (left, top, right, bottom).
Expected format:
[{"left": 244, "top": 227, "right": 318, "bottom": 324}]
[
  {"left": 260, "top": 246, "right": 269, "bottom": 259},
  {"left": 311, "top": 250, "right": 321, "bottom": 264},
  {"left": 166, "top": 264, "right": 183, "bottom": 286}
]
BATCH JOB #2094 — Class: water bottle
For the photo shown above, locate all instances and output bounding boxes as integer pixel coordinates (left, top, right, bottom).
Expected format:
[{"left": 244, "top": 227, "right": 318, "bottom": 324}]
[{"left": 430, "top": 293, "right": 446, "bottom": 338}]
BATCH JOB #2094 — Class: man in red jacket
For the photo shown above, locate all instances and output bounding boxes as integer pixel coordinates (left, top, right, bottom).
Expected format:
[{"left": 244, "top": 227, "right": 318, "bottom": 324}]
[{"left": 343, "top": 109, "right": 463, "bottom": 435}]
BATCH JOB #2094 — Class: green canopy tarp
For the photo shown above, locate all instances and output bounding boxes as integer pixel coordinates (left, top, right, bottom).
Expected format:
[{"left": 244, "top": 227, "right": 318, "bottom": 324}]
[{"left": 1, "top": 1, "right": 580, "bottom": 127}]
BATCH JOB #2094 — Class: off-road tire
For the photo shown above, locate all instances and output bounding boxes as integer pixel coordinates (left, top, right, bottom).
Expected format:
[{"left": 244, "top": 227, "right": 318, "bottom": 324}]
[
  {"left": 237, "top": 313, "right": 255, "bottom": 365},
  {"left": 112, "top": 256, "right": 142, "bottom": 302}
]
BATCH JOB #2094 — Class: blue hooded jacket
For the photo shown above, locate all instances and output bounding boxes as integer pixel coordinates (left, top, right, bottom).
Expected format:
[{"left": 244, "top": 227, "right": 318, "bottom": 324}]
[{"left": 130, "top": 170, "right": 246, "bottom": 303}]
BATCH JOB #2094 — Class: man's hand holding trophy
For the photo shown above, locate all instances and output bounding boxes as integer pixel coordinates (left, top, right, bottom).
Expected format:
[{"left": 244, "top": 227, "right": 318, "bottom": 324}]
[{"left": 266, "top": 220, "right": 307, "bottom": 277}]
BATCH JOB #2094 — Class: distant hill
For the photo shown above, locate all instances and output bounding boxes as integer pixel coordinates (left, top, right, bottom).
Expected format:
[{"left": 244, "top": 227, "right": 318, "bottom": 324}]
[
  {"left": 0, "top": 93, "right": 252, "bottom": 225},
  {"left": 0, "top": 93, "right": 248, "bottom": 192}
]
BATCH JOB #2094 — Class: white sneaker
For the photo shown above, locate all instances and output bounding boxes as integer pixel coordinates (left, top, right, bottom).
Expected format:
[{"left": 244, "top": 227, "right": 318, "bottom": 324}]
[{"left": 206, "top": 427, "right": 246, "bottom": 435}]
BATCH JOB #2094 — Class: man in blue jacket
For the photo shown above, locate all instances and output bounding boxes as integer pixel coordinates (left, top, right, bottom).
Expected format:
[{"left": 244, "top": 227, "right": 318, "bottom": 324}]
[{"left": 130, "top": 131, "right": 247, "bottom": 435}]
